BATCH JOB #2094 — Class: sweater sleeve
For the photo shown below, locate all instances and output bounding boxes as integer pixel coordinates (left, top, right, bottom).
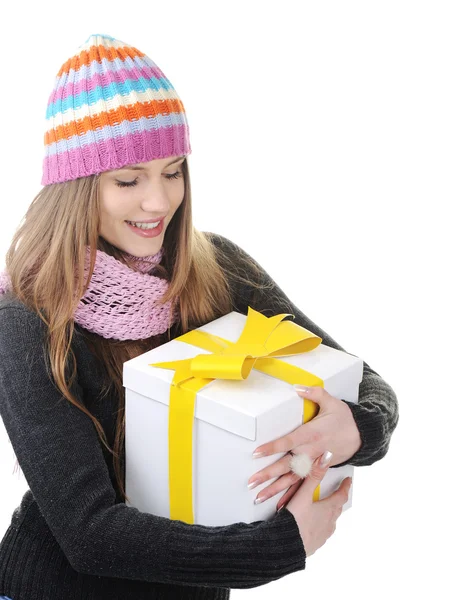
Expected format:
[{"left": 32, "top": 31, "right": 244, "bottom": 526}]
[
  {"left": 0, "top": 302, "right": 306, "bottom": 588},
  {"left": 206, "top": 232, "right": 399, "bottom": 468}
]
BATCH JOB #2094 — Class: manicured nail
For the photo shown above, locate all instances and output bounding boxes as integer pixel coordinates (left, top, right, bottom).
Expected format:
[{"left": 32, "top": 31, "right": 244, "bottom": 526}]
[
  {"left": 247, "top": 479, "right": 261, "bottom": 490},
  {"left": 254, "top": 495, "right": 266, "bottom": 505},
  {"left": 320, "top": 450, "right": 333, "bottom": 467},
  {"left": 276, "top": 505, "right": 284, "bottom": 513},
  {"left": 252, "top": 451, "right": 266, "bottom": 458},
  {"left": 293, "top": 384, "right": 309, "bottom": 393}
]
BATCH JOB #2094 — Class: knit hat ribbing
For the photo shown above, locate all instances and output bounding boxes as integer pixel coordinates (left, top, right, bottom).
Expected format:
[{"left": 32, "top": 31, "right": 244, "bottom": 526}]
[{"left": 42, "top": 33, "right": 192, "bottom": 186}]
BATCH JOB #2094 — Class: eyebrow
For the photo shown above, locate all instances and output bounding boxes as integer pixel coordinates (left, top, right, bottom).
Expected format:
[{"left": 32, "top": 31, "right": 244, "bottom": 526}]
[{"left": 117, "top": 156, "right": 186, "bottom": 171}]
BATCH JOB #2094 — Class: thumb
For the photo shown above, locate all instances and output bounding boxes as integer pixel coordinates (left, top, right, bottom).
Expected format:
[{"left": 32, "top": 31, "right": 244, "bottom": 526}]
[{"left": 319, "top": 477, "right": 353, "bottom": 510}]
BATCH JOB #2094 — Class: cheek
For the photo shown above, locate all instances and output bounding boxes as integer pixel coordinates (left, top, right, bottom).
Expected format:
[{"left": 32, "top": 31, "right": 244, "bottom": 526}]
[
  {"left": 100, "top": 188, "right": 133, "bottom": 221},
  {"left": 170, "top": 182, "right": 185, "bottom": 209}
]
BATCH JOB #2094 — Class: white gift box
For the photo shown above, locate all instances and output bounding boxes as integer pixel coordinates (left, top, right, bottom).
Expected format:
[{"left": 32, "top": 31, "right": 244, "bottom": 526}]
[{"left": 123, "top": 310, "right": 363, "bottom": 526}]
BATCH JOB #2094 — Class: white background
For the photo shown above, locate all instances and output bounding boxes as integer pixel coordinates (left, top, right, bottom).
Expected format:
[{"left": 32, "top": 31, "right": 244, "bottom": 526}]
[{"left": 0, "top": 2, "right": 466, "bottom": 598}]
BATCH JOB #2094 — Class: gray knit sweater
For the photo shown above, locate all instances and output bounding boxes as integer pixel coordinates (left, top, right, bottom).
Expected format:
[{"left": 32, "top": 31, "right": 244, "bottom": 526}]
[{"left": 0, "top": 232, "right": 399, "bottom": 599}]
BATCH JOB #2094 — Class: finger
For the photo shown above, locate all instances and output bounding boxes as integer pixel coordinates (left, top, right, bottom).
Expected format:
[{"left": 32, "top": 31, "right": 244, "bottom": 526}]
[
  {"left": 329, "top": 477, "right": 353, "bottom": 508},
  {"left": 276, "top": 479, "right": 303, "bottom": 511},
  {"left": 253, "top": 412, "right": 332, "bottom": 459},
  {"left": 254, "top": 470, "right": 301, "bottom": 505},
  {"left": 293, "top": 385, "right": 334, "bottom": 411},
  {"left": 302, "top": 451, "right": 333, "bottom": 490},
  {"left": 248, "top": 452, "right": 297, "bottom": 488},
  {"left": 339, "top": 477, "right": 353, "bottom": 503},
  {"left": 252, "top": 430, "right": 301, "bottom": 458},
  {"left": 252, "top": 422, "right": 326, "bottom": 459}
]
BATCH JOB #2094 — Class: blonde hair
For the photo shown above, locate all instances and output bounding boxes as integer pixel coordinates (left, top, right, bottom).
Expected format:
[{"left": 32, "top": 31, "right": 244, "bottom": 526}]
[{"left": 4, "top": 158, "right": 268, "bottom": 503}]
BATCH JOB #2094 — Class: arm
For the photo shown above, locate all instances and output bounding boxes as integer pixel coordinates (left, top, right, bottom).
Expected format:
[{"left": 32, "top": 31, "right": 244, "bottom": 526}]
[
  {"left": 207, "top": 232, "right": 399, "bottom": 468},
  {"left": 0, "top": 302, "right": 306, "bottom": 588}
]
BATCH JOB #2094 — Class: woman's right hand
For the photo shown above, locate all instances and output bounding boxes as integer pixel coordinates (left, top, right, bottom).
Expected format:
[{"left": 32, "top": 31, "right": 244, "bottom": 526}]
[{"left": 283, "top": 453, "right": 352, "bottom": 557}]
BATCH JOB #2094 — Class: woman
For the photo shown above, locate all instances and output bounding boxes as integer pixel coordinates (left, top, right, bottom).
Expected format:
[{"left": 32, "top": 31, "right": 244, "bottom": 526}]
[{"left": 0, "top": 33, "right": 398, "bottom": 599}]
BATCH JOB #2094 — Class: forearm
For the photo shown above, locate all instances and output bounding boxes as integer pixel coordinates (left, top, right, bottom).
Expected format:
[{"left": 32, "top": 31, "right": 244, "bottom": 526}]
[{"left": 74, "top": 503, "right": 306, "bottom": 588}]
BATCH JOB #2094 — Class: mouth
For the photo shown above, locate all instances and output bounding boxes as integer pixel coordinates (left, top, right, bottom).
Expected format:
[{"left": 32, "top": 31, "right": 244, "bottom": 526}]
[
  {"left": 125, "top": 218, "right": 165, "bottom": 237},
  {"left": 125, "top": 216, "right": 166, "bottom": 224}
]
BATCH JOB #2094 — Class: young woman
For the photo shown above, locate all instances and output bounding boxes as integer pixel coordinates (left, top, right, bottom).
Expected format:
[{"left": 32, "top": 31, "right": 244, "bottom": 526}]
[{"left": 0, "top": 34, "right": 399, "bottom": 599}]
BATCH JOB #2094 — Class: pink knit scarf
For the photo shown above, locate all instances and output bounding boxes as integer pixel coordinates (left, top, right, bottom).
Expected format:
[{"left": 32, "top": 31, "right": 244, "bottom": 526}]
[{"left": 0, "top": 246, "right": 179, "bottom": 341}]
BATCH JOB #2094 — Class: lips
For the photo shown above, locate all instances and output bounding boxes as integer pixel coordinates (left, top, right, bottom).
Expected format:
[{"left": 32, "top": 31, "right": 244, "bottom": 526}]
[
  {"left": 125, "top": 219, "right": 164, "bottom": 237},
  {"left": 125, "top": 217, "right": 166, "bottom": 224}
]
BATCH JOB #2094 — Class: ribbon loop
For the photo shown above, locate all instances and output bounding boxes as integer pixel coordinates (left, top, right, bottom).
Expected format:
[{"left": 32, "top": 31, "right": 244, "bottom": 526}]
[
  {"left": 235, "top": 310, "right": 293, "bottom": 346},
  {"left": 190, "top": 353, "right": 256, "bottom": 380}
]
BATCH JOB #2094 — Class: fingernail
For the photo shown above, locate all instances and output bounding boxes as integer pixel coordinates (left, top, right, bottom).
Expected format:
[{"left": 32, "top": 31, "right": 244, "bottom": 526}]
[
  {"left": 254, "top": 495, "right": 267, "bottom": 505},
  {"left": 252, "top": 451, "right": 266, "bottom": 458},
  {"left": 293, "top": 384, "right": 309, "bottom": 393},
  {"left": 319, "top": 450, "right": 333, "bottom": 467},
  {"left": 247, "top": 479, "right": 261, "bottom": 490},
  {"left": 276, "top": 505, "right": 284, "bottom": 513}
]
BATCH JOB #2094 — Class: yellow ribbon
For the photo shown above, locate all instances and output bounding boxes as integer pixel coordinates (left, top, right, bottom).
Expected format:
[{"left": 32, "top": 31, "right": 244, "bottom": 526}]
[{"left": 149, "top": 306, "right": 325, "bottom": 523}]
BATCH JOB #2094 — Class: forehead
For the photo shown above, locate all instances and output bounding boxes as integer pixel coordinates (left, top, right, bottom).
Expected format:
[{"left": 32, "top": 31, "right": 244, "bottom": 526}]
[{"left": 113, "top": 155, "right": 186, "bottom": 172}]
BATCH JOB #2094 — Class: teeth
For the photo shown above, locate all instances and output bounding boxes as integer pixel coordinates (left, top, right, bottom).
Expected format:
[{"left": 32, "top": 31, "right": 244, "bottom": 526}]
[{"left": 128, "top": 221, "right": 160, "bottom": 229}]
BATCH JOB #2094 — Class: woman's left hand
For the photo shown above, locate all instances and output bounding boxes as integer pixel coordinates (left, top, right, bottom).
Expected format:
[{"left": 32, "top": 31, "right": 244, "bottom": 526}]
[{"left": 247, "top": 386, "right": 362, "bottom": 510}]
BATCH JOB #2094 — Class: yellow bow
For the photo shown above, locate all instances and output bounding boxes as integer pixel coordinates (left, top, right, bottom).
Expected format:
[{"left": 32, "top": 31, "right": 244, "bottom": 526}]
[{"left": 149, "top": 306, "right": 325, "bottom": 523}]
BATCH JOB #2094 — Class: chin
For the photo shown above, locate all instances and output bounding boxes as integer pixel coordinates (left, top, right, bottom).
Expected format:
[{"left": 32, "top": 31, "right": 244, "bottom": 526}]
[{"left": 126, "top": 239, "right": 164, "bottom": 256}]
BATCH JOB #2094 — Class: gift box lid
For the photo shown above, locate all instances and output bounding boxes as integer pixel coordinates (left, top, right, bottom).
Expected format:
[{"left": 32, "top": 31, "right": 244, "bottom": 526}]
[{"left": 123, "top": 311, "right": 363, "bottom": 441}]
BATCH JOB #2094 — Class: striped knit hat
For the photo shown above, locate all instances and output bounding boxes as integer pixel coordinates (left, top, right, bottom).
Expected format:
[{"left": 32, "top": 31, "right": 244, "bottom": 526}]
[{"left": 42, "top": 33, "right": 192, "bottom": 186}]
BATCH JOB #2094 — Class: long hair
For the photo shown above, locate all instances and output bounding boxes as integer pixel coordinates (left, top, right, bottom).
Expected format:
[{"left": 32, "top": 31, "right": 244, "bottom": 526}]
[{"left": 4, "top": 158, "right": 269, "bottom": 504}]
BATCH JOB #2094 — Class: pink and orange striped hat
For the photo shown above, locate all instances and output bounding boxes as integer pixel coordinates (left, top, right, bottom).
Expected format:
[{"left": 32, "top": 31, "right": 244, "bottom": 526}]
[{"left": 42, "top": 33, "right": 192, "bottom": 186}]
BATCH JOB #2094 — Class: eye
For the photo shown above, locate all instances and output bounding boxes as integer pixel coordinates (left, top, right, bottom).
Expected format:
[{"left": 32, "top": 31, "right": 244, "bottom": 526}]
[
  {"left": 115, "top": 170, "right": 183, "bottom": 188},
  {"left": 165, "top": 170, "right": 183, "bottom": 181},
  {"left": 116, "top": 178, "right": 138, "bottom": 188}
]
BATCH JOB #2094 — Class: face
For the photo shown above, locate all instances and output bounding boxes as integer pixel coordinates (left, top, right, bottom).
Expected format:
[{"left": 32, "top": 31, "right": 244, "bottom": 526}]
[{"left": 98, "top": 155, "right": 186, "bottom": 257}]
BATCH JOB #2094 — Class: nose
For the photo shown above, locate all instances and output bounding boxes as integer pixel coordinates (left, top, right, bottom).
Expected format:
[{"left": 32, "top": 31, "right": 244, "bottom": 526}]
[{"left": 140, "top": 183, "right": 171, "bottom": 214}]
